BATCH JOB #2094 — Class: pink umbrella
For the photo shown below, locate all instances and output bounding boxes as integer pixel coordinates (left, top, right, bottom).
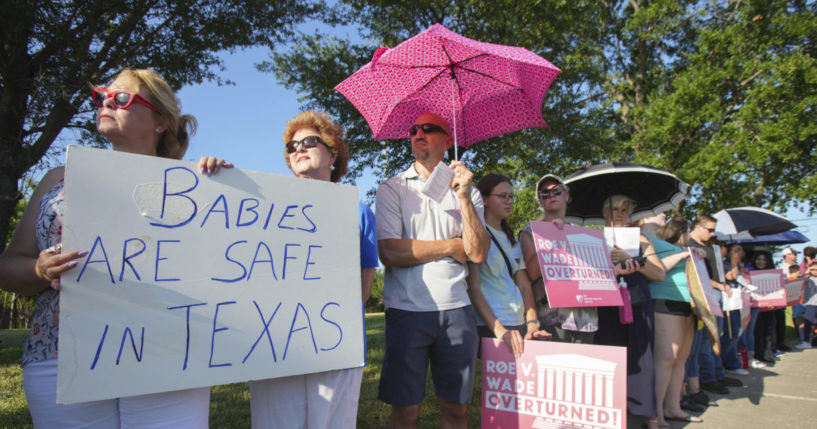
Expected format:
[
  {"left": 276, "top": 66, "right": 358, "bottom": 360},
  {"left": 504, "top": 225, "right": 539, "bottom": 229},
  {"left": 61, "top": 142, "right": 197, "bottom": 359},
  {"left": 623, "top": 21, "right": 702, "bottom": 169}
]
[{"left": 335, "top": 23, "right": 561, "bottom": 157}]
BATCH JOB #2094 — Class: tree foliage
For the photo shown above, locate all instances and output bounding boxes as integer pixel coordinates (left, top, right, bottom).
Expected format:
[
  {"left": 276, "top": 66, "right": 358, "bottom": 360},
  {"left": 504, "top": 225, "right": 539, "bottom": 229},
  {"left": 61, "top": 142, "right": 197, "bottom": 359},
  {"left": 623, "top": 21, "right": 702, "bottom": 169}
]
[
  {"left": 0, "top": 0, "right": 317, "bottom": 252},
  {"left": 270, "top": 0, "right": 816, "bottom": 231}
]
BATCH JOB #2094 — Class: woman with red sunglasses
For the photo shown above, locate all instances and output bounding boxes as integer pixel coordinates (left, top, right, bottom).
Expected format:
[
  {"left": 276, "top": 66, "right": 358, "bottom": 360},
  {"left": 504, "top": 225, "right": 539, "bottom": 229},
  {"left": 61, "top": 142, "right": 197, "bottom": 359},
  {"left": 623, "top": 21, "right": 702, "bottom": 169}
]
[{"left": 0, "top": 69, "right": 207, "bottom": 428}]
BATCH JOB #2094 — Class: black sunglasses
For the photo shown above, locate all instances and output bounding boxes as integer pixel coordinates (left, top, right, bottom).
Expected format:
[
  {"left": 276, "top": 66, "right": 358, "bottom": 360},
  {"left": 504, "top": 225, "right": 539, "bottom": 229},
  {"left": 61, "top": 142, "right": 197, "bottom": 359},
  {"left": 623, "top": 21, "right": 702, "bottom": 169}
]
[
  {"left": 539, "top": 186, "right": 565, "bottom": 200},
  {"left": 285, "top": 135, "right": 328, "bottom": 154},
  {"left": 409, "top": 123, "right": 449, "bottom": 137}
]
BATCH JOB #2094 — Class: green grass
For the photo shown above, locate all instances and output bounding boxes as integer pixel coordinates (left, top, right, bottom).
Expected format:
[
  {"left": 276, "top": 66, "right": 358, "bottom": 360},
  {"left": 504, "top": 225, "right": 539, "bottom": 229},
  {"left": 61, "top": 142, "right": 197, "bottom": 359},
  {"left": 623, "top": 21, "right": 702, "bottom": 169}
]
[
  {"left": 0, "top": 313, "right": 481, "bottom": 428},
  {"left": 0, "top": 329, "right": 32, "bottom": 429}
]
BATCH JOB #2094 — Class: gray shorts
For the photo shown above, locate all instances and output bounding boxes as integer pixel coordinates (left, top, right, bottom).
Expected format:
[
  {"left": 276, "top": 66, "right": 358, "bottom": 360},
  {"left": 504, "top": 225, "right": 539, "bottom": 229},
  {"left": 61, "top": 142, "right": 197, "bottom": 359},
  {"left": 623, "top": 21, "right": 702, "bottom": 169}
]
[{"left": 378, "top": 306, "right": 478, "bottom": 406}]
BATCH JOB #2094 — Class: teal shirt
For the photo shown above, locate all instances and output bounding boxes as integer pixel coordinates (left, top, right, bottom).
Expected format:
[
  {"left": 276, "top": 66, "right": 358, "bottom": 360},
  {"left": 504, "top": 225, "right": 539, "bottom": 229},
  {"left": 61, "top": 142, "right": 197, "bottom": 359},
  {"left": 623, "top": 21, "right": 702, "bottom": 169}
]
[{"left": 645, "top": 234, "right": 690, "bottom": 302}]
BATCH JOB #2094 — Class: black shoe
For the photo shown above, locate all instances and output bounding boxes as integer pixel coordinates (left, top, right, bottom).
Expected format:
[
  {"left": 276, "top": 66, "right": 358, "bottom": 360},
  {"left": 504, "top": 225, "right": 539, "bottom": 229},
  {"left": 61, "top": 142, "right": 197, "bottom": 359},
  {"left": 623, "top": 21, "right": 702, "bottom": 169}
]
[
  {"left": 777, "top": 344, "right": 791, "bottom": 352},
  {"left": 701, "top": 381, "right": 729, "bottom": 394},
  {"left": 681, "top": 396, "right": 706, "bottom": 412},
  {"left": 720, "top": 376, "right": 743, "bottom": 387},
  {"left": 689, "top": 391, "right": 710, "bottom": 405}
]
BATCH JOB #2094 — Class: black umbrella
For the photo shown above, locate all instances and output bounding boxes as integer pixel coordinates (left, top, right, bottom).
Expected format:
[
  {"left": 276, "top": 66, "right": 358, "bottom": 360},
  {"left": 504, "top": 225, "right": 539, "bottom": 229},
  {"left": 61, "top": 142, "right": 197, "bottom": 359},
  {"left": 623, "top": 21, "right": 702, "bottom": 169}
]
[
  {"left": 563, "top": 162, "right": 689, "bottom": 226},
  {"left": 717, "top": 229, "right": 808, "bottom": 246},
  {"left": 713, "top": 207, "right": 797, "bottom": 238}
]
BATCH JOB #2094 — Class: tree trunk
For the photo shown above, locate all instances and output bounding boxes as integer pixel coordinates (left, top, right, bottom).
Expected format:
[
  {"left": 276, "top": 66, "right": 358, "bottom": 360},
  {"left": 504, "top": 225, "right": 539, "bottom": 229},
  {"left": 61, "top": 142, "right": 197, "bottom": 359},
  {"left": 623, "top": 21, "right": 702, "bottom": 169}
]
[
  {"left": 0, "top": 293, "right": 9, "bottom": 329},
  {"left": 0, "top": 164, "right": 24, "bottom": 254},
  {"left": 10, "top": 292, "right": 19, "bottom": 328}
]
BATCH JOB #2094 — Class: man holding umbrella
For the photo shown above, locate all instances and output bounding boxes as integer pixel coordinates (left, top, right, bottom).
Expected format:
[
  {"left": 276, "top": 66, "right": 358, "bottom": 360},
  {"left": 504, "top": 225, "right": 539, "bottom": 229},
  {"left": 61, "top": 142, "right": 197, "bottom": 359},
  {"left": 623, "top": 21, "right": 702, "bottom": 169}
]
[{"left": 376, "top": 112, "right": 490, "bottom": 428}]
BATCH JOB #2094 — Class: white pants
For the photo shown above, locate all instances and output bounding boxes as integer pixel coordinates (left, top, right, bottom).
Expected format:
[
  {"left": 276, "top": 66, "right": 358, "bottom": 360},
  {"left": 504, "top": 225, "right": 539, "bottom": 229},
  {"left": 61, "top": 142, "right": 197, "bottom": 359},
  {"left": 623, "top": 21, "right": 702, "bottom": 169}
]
[
  {"left": 249, "top": 367, "right": 363, "bottom": 429},
  {"left": 23, "top": 359, "right": 210, "bottom": 428}
]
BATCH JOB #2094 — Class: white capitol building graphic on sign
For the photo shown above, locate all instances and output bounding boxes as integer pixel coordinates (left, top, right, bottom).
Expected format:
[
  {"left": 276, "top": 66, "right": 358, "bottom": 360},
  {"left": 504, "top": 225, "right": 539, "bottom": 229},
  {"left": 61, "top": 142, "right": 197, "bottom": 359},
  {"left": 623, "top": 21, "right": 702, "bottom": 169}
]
[
  {"left": 750, "top": 273, "right": 783, "bottom": 295},
  {"left": 566, "top": 233, "right": 612, "bottom": 291},
  {"left": 530, "top": 354, "right": 620, "bottom": 429}
]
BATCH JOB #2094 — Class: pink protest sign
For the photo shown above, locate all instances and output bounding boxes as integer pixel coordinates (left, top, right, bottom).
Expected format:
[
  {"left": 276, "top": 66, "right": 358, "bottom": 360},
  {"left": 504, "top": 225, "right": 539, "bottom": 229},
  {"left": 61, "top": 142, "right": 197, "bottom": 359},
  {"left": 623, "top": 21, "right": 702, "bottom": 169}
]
[
  {"left": 748, "top": 270, "right": 786, "bottom": 308},
  {"left": 530, "top": 221, "right": 622, "bottom": 308},
  {"left": 481, "top": 338, "right": 627, "bottom": 429},
  {"left": 783, "top": 277, "right": 807, "bottom": 307}
]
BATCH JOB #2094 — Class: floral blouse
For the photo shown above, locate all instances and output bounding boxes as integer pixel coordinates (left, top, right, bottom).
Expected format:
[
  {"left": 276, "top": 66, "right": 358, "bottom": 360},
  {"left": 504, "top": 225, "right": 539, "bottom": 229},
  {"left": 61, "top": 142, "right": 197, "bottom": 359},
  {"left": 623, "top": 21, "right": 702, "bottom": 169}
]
[{"left": 21, "top": 181, "right": 63, "bottom": 366}]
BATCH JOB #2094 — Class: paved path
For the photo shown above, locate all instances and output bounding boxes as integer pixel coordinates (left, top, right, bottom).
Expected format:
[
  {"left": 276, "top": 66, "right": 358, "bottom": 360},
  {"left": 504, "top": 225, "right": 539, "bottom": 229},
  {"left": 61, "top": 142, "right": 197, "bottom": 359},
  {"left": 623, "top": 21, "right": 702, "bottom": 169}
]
[{"left": 664, "top": 345, "right": 817, "bottom": 428}]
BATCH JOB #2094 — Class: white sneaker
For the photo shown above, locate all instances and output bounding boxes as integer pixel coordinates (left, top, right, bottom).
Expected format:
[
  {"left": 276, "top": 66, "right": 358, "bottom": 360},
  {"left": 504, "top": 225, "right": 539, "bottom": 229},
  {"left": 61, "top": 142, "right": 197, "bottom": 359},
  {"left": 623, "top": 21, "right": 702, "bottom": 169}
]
[
  {"left": 750, "top": 359, "right": 767, "bottom": 368},
  {"left": 727, "top": 368, "right": 750, "bottom": 375},
  {"left": 795, "top": 341, "right": 812, "bottom": 349},
  {"left": 774, "top": 350, "right": 787, "bottom": 357}
]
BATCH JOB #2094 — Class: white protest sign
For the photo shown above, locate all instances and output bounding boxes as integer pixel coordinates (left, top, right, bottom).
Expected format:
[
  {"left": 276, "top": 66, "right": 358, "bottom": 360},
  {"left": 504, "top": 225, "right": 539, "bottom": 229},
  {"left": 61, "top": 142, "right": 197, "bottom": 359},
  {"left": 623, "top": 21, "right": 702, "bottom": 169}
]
[
  {"left": 713, "top": 244, "right": 725, "bottom": 283},
  {"left": 57, "top": 146, "right": 364, "bottom": 404},
  {"left": 722, "top": 274, "right": 745, "bottom": 312},
  {"left": 420, "top": 160, "right": 455, "bottom": 203},
  {"left": 603, "top": 227, "right": 640, "bottom": 257}
]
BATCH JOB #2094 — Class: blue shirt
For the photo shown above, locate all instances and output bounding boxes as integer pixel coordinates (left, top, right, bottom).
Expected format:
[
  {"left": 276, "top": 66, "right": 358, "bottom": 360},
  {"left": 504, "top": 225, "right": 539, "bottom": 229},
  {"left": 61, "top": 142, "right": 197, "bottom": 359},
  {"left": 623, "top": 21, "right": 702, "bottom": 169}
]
[{"left": 359, "top": 201, "right": 378, "bottom": 269}]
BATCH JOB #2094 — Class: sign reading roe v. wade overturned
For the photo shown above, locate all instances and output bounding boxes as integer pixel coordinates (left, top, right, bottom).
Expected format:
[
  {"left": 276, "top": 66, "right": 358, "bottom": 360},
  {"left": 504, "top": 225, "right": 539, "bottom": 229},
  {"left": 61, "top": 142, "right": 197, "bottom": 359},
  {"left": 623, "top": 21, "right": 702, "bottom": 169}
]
[
  {"left": 481, "top": 339, "right": 627, "bottom": 429},
  {"left": 57, "top": 146, "right": 364, "bottom": 404}
]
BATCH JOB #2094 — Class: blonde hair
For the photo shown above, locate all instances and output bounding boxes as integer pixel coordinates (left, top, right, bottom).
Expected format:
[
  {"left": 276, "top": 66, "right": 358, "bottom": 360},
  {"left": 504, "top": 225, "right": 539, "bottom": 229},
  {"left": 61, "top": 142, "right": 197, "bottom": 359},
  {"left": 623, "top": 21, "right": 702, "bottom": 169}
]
[
  {"left": 283, "top": 111, "right": 349, "bottom": 182},
  {"left": 601, "top": 194, "right": 636, "bottom": 215},
  {"left": 115, "top": 69, "right": 196, "bottom": 160}
]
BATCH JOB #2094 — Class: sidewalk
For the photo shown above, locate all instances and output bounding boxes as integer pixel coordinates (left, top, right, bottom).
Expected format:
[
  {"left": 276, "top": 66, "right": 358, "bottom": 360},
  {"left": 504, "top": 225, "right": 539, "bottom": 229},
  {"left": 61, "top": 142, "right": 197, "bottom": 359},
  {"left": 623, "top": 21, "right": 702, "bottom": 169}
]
[{"left": 667, "top": 345, "right": 817, "bottom": 428}]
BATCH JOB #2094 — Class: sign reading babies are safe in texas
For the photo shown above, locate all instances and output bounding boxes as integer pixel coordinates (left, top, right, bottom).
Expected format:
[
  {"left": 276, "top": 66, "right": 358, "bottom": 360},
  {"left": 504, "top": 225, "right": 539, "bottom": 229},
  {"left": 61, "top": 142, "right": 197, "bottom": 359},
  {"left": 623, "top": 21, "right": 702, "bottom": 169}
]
[
  {"left": 530, "top": 221, "right": 622, "bottom": 308},
  {"left": 57, "top": 146, "right": 364, "bottom": 404}
]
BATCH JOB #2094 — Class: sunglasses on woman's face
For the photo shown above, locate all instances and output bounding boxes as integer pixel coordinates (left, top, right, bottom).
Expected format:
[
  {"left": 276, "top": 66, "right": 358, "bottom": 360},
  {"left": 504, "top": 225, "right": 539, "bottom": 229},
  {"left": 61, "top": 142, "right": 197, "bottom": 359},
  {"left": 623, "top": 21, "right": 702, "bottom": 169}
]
[
  {"left": 409, "top": 123, "right": 449, "bottom": 136},
  {"left": 539, "top": 186, "right": 565, "bottom": 200},
  {"left": 91, "top": 88, "right": 158, "bottom": 111},
  {"left": 286, "top": 135, "right": 328, "bottom": 154}
]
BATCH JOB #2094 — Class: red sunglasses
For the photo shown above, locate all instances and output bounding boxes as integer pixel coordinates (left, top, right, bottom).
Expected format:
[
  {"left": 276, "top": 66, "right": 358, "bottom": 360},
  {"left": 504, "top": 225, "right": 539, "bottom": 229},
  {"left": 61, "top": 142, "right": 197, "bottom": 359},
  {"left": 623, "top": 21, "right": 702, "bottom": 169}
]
[{"left": 91, "top": 87, "right": 158, "bottom": 111}]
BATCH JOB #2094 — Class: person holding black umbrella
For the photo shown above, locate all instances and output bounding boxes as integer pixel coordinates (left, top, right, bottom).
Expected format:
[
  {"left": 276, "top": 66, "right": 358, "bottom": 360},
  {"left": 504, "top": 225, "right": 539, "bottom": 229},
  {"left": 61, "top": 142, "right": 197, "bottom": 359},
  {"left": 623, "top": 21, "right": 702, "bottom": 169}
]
[{"left": 594, "top": 195, "right": 666, "bottom": 428}]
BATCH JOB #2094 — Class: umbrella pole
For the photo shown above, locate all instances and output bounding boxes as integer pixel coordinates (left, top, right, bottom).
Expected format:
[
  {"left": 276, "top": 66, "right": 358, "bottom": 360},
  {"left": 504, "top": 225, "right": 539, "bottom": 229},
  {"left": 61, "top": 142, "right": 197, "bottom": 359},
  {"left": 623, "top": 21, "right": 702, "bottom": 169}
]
[{"left": 451, "top": 87, "right": 458, "bottom": 160}]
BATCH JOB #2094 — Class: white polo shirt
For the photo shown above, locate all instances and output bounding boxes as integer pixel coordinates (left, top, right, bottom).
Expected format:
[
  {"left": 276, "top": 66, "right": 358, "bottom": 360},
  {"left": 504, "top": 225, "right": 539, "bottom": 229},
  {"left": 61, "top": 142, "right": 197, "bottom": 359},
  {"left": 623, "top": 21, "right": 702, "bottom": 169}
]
[{"left": 376, "top": 164, "right": 485, "bottom": 312}]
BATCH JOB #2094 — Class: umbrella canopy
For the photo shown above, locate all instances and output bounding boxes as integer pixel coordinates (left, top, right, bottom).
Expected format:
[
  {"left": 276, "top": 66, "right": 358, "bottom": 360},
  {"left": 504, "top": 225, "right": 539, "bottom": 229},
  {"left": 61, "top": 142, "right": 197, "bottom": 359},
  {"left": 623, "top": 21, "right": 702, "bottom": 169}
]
[
  {"left": 335, "top": 23, "right": 561, "bottom": 152},
  {"left": 717, "top": 229, "right": 809, "bottom": 246},
  {"left": 713, "top": 207, "right": 797, "bottom": 237},
  {"left": 563, "top": 162, "right": 690, "bottom": 226}
]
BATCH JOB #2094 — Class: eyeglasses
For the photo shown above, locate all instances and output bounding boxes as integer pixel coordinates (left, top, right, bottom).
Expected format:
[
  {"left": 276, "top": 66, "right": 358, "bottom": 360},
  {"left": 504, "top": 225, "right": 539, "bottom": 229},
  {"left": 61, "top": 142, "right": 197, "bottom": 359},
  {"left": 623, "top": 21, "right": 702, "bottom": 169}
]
[
  {"left": 285, "top": 135, "right": 328, "bottom": 154},
  {"left": 539, "top": 186, "right": 565, "bottom": 200},
  {"left": 91, "top": 88, "right": 158, "bottom": 111},
  {"left": 409, "top": 123, "right": 449, "bottom": 137},
  {"left": 703, "top": 226, "right": 716, "bottom": 233},
  {"left": 489, "top": 193, "right": 516, "bottom": 202}
]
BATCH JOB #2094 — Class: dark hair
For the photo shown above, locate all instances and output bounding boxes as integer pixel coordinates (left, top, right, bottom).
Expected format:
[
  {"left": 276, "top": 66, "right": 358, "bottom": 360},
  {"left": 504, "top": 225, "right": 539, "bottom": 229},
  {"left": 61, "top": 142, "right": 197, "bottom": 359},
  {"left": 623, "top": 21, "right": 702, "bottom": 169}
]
[
  {"left": 752, "top": 252, "right": 770, "bottom": 269},
  {"left": 658, "top": 217, "right": 689, "bottom": 245},
  {"left": 476, "top": 173, "right": 516, "bottom": 246},
  {"left": 804, "top": 246, "right": 816, "bottom": 259}
]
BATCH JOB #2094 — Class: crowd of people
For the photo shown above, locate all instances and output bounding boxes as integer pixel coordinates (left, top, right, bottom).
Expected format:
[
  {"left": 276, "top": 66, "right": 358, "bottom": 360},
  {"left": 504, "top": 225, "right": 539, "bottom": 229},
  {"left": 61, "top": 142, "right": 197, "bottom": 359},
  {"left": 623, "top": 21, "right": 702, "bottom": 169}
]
[{"left": 0, "top": 68, "right": 815, "bottom": 429}]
